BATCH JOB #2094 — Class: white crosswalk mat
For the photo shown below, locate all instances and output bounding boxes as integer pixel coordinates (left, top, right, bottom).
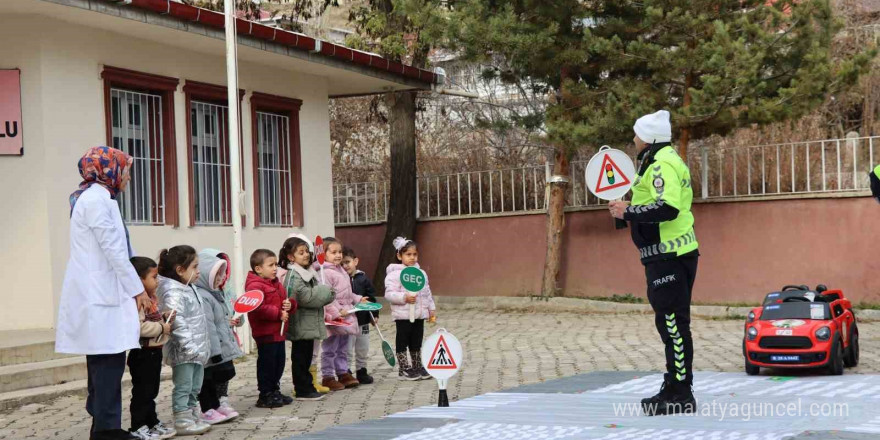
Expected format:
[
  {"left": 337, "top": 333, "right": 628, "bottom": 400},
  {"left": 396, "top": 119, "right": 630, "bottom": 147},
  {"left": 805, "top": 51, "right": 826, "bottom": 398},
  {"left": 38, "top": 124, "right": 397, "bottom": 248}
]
[
  {"left": 377, "top": 372, "right": 880, "bottom": 440},
  {"left": 391, "top": 423, "right": 592, "bottom": 440},
  {"left": 847, "top": 415, "right": 880, "bottom": 434},
  {"left": 390, "top": 393, "right": 535, "bottom": 419},
  {"left": 588, "top": 372, "right": 880, "bottom": 399},
  {"left": 592, "top": 429, "right": 797, "bottom": 440}
]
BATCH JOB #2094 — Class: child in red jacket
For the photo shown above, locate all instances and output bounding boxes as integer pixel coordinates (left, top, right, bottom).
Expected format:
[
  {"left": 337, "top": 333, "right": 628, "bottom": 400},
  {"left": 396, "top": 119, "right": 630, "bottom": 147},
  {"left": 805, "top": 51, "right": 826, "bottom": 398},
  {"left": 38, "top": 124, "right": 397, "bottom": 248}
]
[{"left": 246, "top": 249, "right": 297, "bottom": 408}]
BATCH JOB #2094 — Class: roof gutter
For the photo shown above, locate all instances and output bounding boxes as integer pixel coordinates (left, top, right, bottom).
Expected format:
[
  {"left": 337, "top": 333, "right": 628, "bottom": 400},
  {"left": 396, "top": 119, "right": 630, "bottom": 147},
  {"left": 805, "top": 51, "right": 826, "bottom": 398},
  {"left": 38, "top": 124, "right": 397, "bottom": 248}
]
[
  {"left": 329, "top": 85, "right": 479, "bottom": 100},
  {"left": 103, "top": 0, "right": 439, "bottom": 86}
]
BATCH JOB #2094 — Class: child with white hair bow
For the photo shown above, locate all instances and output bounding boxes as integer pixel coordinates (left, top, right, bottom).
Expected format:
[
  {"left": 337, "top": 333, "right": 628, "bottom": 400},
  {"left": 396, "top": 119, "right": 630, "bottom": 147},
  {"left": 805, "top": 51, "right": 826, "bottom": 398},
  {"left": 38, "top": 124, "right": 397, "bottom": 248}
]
[{"left": 383, "top": 237, "right": 436, "bottom": 381}]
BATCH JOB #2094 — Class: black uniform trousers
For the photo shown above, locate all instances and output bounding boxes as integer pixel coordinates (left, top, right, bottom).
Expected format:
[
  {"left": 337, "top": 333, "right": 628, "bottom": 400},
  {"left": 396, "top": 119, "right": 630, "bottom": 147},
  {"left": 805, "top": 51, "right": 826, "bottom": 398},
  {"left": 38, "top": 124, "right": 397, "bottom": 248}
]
[
  {"left": 644, "top": 253, "right": 698, "bottom": 385},
  {"left": 86, "top": 352, "right": 127, "bottom": 434}
]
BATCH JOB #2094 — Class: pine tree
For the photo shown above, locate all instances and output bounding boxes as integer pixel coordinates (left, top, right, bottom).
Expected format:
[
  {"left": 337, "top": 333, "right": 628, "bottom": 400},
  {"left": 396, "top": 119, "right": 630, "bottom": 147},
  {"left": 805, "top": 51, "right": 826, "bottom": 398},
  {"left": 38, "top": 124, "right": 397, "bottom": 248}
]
[{"left": 448, "top": 0, "right": 874, "bottom": 297}]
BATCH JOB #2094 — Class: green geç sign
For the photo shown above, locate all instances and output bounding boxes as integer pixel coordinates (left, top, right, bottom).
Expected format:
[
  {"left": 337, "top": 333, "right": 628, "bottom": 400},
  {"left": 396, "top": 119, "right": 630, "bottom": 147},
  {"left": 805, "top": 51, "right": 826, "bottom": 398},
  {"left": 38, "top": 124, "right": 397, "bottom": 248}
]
[{"left": 400, "top": 266, "right": 426, "bottom": 292}]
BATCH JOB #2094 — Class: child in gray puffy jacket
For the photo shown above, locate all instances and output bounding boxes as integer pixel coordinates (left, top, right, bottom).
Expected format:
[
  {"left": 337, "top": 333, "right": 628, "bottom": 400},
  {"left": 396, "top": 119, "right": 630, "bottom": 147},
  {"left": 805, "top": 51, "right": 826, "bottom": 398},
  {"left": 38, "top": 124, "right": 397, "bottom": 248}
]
[
  {"left": 157, "top": 245, "right": 211, "bottom": 436},
  {"left": 193, "top": 249, "right": 244, "bottom": 425}
]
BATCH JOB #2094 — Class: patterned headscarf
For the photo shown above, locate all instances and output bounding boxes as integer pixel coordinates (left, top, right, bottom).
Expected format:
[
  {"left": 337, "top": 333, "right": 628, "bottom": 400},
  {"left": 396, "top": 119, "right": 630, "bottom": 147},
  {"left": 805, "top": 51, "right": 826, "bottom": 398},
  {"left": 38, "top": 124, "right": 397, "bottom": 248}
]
[{"left": 69, "top": 146, "right": 133, "bottom": 217}]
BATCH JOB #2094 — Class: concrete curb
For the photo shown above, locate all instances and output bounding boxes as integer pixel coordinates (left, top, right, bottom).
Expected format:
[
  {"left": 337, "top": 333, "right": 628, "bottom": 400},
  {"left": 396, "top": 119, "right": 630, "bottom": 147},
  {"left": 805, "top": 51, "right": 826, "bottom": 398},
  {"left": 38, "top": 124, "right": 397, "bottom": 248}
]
[
  {"left": 426, "top": 296, "right": 880, "bottom": 321},
  {"left": 0, "top": 370, "right": 173, "bottom": 412}
]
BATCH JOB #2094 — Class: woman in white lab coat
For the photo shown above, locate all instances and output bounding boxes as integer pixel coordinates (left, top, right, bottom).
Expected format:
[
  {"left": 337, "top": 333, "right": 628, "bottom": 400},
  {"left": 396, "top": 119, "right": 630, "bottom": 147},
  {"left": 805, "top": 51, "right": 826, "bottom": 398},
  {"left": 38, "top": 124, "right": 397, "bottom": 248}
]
[{"left": 56, "top": 146, "right": 151, "bottom": 440}]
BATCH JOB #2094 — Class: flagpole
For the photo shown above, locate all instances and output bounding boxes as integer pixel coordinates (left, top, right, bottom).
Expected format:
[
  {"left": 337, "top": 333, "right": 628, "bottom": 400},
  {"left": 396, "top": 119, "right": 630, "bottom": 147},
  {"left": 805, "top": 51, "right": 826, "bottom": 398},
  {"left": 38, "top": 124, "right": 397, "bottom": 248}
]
[{"left": 224, "top": 0, "right": 250, "bottom": 354}]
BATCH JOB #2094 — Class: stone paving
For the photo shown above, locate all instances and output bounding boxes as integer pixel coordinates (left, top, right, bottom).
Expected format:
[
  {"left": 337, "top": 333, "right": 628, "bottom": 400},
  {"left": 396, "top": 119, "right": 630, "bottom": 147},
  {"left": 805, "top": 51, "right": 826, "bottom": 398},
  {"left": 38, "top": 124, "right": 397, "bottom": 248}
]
[{"left": 2, "top": 310, "right": 878, "bottom": 439}]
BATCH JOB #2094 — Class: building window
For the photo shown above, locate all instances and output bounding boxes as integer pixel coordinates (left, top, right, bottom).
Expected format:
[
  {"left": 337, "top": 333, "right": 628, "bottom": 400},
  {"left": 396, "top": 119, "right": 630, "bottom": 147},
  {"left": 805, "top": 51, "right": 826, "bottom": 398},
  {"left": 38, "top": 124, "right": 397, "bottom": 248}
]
[
  {"left": 255, "top": 111, "right": 293, "bottom": 226},
  {"left": 184, "top": 81, "right": 243, "bottom": 227},
  {"left": 250, "top": 92, "right": 303, "bottom": 227},
  {"left": 111, "top": 89, "right": 166, "bottom": 224},
  {"left": 102, "top": 66, "right": 179, "bottom": 226},
  {"left": 191, "top": 101, "right": 231, "bottom": 225}
]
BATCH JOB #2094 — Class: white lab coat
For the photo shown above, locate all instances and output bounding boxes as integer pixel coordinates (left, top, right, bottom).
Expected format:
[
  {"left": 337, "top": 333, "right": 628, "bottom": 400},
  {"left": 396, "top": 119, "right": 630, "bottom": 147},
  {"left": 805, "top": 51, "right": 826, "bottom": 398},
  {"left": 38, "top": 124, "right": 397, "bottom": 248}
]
[{"left": 55, "top": 185, "right": 144, "bottom": 355}]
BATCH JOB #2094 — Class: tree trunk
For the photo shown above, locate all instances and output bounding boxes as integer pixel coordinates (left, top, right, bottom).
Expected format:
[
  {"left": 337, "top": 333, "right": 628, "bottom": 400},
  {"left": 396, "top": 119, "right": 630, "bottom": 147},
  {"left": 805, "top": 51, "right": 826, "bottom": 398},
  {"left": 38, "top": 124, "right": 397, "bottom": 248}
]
[
  {"left": 679, "top": 55, "right": 695, "bottom": 158},
  {"left": 679, "top": 126, "right": 691, "bottom": 158},
  {"left": 679, "top": 76, "right": 693, "bottom": 157},
  {"left": 540, "top": 148, "right": 570, "bottom": 297},
  {"left": 373, "top": 91, "right": 418, "bottom": 295}
]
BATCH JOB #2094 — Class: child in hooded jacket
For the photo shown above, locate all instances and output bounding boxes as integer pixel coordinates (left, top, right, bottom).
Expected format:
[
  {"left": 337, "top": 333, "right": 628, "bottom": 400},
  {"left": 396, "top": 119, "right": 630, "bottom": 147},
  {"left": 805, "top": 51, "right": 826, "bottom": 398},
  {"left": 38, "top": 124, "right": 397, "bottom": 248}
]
[
  {"left": 314, "top": 237, "right": 366, "bottom": 391},
  {"left": 280, "top": 235, "right": 335, "bottom": 400},
  {"left": 385, "top": 237, "right": 436, "bottom": 381},
  {"left": 246, "top": 249, "right": 296, "bottom": 408},
  {"left": 203, "top": 248, "right": 246, "bottom": 408},
  {"left": 157, "top": 245, "right": 212, "bottom": 436},
  {"left": 193, "top": 249, "right": 243, "bottom": 425}
]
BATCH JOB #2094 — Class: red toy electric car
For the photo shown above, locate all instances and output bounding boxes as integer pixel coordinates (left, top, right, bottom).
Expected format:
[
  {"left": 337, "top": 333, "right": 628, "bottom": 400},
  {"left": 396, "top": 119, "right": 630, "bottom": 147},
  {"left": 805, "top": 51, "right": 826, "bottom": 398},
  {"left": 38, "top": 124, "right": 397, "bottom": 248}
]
[{"left": 743, "top": 285, "right": 859, "bottom": 375}]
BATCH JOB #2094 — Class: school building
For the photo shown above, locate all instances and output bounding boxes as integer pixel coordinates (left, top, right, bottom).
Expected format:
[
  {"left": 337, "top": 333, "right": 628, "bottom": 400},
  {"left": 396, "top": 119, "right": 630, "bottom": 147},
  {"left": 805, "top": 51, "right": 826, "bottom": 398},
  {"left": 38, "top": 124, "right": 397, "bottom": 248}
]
[{"left": 0, "top": 0, "right": 437, "bottom": 354}]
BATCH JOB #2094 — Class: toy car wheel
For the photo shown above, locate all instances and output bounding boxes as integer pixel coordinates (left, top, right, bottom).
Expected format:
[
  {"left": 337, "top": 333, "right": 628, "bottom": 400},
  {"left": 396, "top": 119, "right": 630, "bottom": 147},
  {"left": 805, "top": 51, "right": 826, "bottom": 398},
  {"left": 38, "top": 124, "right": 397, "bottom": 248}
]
[
  {"left": 844, "top": 325, "right": 859, "bottom": 368},
  {"left": 745, "top": 358, "right": 760, "bottom": 376},
  {"left": 827, "top": 337, "right": 844, "bottom": 376}
]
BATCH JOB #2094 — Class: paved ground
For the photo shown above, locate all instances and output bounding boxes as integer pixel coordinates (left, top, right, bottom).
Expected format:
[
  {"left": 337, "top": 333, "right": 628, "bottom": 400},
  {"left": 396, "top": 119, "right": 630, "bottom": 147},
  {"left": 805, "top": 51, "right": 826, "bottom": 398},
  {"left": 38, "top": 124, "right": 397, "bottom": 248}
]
[{"left": 2, "top": 310, "right": 878, "bottom": 439}]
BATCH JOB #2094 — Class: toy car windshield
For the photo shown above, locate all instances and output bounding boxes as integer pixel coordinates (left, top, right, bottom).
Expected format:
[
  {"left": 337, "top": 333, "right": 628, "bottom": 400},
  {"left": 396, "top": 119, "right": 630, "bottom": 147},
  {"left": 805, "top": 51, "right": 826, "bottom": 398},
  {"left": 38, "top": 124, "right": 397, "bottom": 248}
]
[
  {"left": 763, "top": 290, "right": 817, "bottom": 305},
  {"left": 760, "top": 302, "right": 829, "bottom": 320}
]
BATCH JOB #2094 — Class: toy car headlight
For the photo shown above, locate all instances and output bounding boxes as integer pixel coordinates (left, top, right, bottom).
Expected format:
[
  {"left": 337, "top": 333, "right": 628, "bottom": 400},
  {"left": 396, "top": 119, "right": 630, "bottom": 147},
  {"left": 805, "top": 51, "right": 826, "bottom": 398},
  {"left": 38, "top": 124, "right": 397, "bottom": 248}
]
[
  {"left": 815, "top": 326, "right": 831, "bottom": 341},
  {"left": 747, "top": 326, "right": 758, "bottom": 340},
  {"left": 747, "top": 311, "right": 755, "bottom": 323}
]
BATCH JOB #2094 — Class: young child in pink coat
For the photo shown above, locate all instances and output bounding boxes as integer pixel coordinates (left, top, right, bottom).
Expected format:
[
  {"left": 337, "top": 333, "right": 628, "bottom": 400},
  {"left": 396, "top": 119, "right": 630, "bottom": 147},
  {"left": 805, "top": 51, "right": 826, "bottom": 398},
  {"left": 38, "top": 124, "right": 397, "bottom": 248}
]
[
  {"left": 314, "top": 237, "right": 366, "bottom": 391},
  {"left": 384, "top": 237, "right": 436, "bottom": 381}
]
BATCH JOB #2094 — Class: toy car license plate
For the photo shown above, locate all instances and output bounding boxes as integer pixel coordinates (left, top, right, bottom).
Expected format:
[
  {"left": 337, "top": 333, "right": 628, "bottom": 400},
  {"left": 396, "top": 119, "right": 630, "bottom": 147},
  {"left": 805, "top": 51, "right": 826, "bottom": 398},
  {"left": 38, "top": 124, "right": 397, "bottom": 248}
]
[
  {"left": 776, "top": 329, "right": 793, "bottom": 336},
  {"left": 771, "top": 355, "right": 800, "bottom": 362}
]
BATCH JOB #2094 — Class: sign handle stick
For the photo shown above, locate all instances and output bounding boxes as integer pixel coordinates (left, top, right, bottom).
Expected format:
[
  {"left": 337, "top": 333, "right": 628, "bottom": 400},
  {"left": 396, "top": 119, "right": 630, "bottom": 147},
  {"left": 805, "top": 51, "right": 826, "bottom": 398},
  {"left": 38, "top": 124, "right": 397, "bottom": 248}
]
[
  {"left": 370, "top": 315, "right": 384, "bottom": 340},
  {"left": 437, "top": 378, "right": 449, "bottom": 407},
  {"left": 280, "top": 313, "right": 286, "bottom": 336}
]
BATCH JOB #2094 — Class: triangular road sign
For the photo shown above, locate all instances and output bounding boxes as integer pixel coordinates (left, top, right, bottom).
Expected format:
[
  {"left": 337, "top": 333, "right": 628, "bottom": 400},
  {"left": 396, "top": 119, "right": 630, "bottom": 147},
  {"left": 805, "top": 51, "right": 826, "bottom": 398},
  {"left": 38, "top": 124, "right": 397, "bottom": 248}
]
[
  {"left": 427, "top": 335, "right": 458, "bottom": 370},
  {"left": 594, "top": 153, "right": 632, "bottom": 193}
]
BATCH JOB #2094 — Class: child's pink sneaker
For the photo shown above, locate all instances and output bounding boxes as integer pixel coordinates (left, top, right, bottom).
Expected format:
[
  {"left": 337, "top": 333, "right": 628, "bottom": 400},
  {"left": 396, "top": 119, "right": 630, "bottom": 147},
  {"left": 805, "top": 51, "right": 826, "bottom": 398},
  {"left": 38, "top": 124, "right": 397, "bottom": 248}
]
[
  {"left": 217, "top": 401, "right": 239, "bottom": 420},
  {"left": 200, "top": 409, "right": 230, "bottom": 425}
]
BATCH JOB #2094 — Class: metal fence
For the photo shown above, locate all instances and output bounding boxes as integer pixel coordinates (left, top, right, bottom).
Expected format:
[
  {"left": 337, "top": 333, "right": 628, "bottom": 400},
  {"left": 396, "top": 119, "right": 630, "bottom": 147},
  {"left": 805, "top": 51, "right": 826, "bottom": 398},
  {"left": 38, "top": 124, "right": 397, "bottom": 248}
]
[
  {"left": 333, "top": 136, "right": 880, "bottom": 225},
  {"left": 687, "top": 136, "right": 879, "bottom": 199}
]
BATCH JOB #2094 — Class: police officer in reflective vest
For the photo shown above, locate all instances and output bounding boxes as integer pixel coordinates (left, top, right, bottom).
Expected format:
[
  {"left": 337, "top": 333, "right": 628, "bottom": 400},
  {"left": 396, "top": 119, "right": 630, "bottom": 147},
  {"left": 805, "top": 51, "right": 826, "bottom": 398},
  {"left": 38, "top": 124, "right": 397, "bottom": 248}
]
[
  {"left": 870, "top": 163, "right": 880, "bottom": 203},
  {"left": 609, "top": 110, "right": 698, "bottom": 416}
]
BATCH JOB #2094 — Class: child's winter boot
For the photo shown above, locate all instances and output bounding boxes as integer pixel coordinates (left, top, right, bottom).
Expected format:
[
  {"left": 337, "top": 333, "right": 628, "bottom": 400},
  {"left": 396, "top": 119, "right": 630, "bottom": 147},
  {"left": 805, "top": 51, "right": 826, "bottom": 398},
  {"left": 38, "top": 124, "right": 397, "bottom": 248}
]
[
  {"left": 321, "top": 376, "right": 345, "bottom": 391},
  {"left": 217, "top": 396, "right": 240, "bottom": 420},
  {"left": 356, "top": 367, "right": 374, "bottom": 384},
  {"left": 173, "top": 410, "right": 210, "bottom": 436},
  {"left": 311, "top": 365, "right": 330, "bottom": 393},
  {"left": 396, "top": 352, "right": 419, "bottom": 381},
  {"left": 410, "top": 351, "right": 431, "bottom": 380}
]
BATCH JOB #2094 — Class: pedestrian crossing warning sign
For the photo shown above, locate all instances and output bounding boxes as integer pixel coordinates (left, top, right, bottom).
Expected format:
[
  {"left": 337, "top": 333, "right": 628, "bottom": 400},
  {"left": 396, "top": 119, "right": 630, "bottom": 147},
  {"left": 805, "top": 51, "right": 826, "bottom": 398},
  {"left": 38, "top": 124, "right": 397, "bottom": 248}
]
[
  {"left": 428, "top": 335, "right": 458, "bottom": 369},
  {"left": 422, "top": 328, "right": 464, "bottom": 381}
]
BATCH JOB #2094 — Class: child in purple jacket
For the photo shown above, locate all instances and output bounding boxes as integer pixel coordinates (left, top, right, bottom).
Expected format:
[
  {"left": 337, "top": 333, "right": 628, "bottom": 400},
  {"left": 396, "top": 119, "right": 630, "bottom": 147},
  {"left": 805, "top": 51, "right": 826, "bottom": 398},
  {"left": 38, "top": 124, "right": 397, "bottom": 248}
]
[
  {"left": 315, "top": 237, "right": 366, "bottom": 391},
  {"left": 384, "top": 237, "right": 436, "bottom": 381}
]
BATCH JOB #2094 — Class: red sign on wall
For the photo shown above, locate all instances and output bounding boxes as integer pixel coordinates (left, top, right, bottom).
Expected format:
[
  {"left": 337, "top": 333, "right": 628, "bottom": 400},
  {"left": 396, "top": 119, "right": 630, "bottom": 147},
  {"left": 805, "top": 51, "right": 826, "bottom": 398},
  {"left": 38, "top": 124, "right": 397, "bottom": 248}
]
[{"left": 0, "top": 69, "right": 23, "bottom": 156}]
